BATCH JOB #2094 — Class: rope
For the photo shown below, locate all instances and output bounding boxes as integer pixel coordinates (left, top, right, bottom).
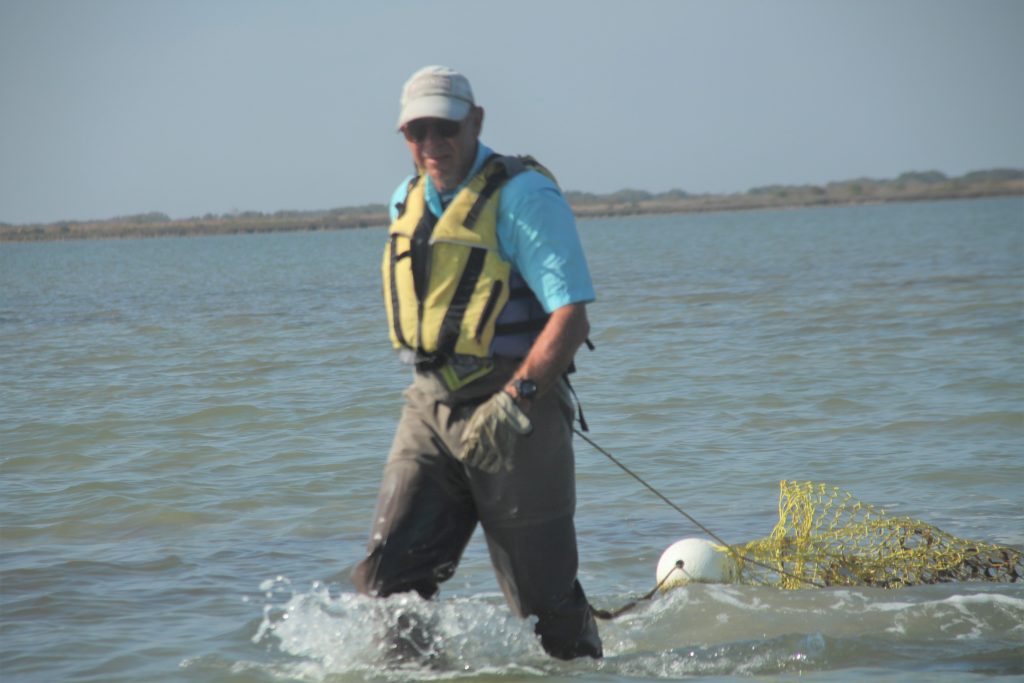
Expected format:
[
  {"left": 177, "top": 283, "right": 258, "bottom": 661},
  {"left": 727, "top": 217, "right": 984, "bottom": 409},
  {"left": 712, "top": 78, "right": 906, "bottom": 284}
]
[
  {"left": 591, "top": 560, "right": 684, "bottom": 620},
  {"left": 573, "top": 427, "right": 825, "bottom": 608},
  {"left": 574, "top": 428, "right": 733, "bottom": 548}
]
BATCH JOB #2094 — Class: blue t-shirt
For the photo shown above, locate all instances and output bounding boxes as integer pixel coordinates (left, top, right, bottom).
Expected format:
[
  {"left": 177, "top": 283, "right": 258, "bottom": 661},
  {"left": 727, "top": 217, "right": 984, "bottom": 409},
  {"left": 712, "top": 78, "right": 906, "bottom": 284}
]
[{"left": 388, "top": 143, "right": 595, "bottom": 313}]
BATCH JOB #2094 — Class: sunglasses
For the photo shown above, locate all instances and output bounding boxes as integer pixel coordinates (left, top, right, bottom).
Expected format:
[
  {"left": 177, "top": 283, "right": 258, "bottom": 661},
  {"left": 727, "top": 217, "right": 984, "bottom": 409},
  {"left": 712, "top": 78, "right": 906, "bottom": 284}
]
[{"left": 402, "top": 119, "right": 461, "bottom": 143}]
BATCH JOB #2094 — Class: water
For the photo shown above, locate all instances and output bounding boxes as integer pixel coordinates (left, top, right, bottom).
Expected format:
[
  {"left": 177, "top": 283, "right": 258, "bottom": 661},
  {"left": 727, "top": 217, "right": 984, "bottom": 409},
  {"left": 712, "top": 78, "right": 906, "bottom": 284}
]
[{"left": 2, "top": 197, "right": 1022, "bottom": 682}]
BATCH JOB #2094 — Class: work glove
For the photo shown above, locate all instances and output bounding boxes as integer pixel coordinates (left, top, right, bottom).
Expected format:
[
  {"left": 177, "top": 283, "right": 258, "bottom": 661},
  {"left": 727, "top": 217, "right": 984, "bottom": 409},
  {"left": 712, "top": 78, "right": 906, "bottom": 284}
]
[{"left": 458, "top": 391, "right": 533, "bottom": 473}]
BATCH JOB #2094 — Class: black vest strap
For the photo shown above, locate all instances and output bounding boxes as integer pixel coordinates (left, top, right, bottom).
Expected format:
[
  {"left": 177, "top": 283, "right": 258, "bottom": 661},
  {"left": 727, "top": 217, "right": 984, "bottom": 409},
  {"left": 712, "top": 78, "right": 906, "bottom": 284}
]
[
  {"left": 410, "top": 209, "right": 438, "bottom": 303},
  {"left": 394, "top": 175, "right": 419, "bottom": 219},
  {"left": 435, "top": 247, "right": 488, "bottom": 356},
  {"left": 463, "top": 155, "right": 524, "bottom": 229},
  {"left": 388, "top": 234, "right": 410, "bottom": 349},
  {"left": 473, "top": 281, "right": 505, "bottom": 343}
]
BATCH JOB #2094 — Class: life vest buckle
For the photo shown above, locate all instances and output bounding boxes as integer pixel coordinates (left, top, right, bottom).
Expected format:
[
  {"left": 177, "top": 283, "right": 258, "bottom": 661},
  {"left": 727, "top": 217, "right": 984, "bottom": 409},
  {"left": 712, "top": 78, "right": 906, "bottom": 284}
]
[{"left": 413, "top": 352, "right": 445, "bottom": 372}]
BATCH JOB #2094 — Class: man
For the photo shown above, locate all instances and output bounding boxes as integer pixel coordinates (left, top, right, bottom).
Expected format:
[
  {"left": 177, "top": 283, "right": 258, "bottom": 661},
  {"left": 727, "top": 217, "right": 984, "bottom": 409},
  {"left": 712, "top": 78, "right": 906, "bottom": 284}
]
[{"left": 352, "top": 65, "right": 602, "bottom": 661}]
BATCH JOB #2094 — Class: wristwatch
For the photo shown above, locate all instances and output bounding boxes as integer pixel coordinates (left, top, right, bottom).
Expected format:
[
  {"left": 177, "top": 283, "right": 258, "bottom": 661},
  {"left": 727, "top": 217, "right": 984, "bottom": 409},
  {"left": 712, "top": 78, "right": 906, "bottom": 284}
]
[{"left": 512, "top": 378, "right": 538, "bottom": 403}]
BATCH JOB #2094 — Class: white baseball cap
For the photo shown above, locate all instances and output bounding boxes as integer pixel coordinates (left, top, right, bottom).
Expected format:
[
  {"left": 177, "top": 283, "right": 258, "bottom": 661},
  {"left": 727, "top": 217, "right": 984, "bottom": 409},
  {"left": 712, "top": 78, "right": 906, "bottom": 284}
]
[{"left": 397, "top": 65, "right": 475, "bottom": 130}]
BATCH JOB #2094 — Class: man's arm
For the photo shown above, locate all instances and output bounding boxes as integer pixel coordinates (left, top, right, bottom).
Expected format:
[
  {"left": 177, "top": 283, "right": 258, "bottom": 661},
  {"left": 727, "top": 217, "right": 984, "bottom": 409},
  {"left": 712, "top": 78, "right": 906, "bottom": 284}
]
[
  {"left": 505, "top": 302, "right": 589, "bottom": 403},
  {"left": 496, "top": 170, "right": 594, "bottom": 404}
]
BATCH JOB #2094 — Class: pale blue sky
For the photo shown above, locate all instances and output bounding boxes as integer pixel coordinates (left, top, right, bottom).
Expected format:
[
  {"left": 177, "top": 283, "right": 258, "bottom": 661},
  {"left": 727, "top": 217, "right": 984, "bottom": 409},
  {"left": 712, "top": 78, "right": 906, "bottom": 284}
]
[{"left": 1, "top": 0, "right": 1022, "bottom": 225}]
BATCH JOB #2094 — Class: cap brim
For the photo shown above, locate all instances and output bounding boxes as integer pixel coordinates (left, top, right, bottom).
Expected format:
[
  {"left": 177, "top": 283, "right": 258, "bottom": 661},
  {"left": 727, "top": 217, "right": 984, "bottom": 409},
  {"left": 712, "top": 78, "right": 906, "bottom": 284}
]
[{"left": 397, "top": 96, "right": 472, "bottom": 130}]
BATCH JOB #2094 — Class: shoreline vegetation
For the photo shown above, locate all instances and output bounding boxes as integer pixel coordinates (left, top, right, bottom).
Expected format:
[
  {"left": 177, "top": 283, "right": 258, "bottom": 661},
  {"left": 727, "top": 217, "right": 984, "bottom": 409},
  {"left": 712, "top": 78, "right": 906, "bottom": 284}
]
[{"left": 2, "top": 168, "right": 1021, "bottom": 243}]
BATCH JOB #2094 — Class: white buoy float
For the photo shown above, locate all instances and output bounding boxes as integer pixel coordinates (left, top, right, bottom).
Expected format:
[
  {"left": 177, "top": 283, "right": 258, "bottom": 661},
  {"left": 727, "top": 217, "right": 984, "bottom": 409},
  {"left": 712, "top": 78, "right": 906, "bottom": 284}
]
[{"left": 656, "top": 538, "right": 738, "bottom": 590}]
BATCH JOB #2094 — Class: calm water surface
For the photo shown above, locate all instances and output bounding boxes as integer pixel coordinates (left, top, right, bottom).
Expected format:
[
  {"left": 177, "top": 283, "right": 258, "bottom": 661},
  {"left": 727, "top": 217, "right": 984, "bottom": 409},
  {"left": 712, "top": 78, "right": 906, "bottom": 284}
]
[{"left": 2, "top": 197, "right": 1022, "bottom": 682}]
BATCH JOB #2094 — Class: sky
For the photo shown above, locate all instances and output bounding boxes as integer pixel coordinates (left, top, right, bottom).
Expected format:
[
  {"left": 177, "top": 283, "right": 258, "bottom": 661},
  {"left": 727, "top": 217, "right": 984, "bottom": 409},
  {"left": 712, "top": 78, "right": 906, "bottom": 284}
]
[{"left": 1, "top": 0, "right": 1022, "bottom": 225}]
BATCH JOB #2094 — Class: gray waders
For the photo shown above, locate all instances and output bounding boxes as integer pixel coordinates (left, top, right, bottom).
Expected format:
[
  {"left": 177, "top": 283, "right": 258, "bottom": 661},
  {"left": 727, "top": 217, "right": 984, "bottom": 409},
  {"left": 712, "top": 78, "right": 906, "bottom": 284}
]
[{"left": 352, "top": 360, "right": 602, "bottom": 660}]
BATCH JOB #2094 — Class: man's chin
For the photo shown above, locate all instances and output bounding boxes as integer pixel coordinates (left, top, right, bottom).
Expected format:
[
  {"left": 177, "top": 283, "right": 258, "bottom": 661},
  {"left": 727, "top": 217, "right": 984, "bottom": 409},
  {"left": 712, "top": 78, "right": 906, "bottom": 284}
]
[{"left": 428, "top": 171, "right": 456, "bottom": 192}]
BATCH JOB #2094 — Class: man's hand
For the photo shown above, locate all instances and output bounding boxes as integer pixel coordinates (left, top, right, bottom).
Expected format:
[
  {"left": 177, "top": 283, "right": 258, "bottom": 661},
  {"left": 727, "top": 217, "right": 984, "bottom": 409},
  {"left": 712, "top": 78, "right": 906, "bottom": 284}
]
[{"left": 458, "top": 391, "right": 532, "bottom": 473}]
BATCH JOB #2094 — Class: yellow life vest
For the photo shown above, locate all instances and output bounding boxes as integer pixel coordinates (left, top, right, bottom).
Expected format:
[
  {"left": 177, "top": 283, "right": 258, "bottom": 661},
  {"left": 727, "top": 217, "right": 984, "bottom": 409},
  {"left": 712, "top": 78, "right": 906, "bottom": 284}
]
[{"left": 382, "top": 154, "right": 554, "bottom": 386}]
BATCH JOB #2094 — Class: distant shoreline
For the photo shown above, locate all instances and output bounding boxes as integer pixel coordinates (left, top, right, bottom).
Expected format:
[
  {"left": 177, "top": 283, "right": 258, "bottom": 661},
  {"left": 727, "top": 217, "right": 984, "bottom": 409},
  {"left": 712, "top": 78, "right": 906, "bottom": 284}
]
[
  {"left": 569, "top": 180, "right": 1023, "bottom": 221},
  {"left": 2, "top": 170, "right": 1021, "bottom": 243}
]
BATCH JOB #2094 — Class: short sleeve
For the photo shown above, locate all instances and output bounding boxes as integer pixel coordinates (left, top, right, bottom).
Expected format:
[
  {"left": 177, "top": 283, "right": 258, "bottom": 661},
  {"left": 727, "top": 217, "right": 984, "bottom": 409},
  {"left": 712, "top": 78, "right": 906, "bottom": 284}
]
[{"left": 496, "top": 170, "right": 596, "bottom": 313}]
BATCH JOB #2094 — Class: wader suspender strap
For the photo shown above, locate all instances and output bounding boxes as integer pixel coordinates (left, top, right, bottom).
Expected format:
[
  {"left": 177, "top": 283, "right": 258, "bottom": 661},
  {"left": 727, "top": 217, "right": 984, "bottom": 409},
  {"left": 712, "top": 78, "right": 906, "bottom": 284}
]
[
  {"left": 564, "top": 336, "right": 596, "bottom": 431},
  {"left": 564, "top": 374, "right": 589, "bottom": 432}
]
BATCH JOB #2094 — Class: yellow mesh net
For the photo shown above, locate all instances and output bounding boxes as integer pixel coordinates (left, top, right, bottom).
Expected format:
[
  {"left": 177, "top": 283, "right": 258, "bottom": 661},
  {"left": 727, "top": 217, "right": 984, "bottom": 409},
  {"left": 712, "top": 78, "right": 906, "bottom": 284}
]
[{"left": 730, "top": 481, "right": 1023, "bottom": 589}]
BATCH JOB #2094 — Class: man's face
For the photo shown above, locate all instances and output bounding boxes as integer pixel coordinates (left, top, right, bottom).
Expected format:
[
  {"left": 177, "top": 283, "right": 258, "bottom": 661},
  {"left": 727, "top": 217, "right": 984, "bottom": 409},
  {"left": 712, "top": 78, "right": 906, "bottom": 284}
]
[{"left": 403, "top": 107, "right": 483, "bottom": 193}]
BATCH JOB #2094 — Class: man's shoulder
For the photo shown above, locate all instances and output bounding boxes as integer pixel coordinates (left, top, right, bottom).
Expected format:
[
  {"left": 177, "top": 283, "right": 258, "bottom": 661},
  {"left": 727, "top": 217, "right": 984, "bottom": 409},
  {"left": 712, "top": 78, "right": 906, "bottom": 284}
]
[
  {"left": 499, "top": 159, "right": 564, "bottom": 206},
  {"left": 389, "top": 173, "right": 419, "bottom": 220},
  {"left": 392, "top": 173, "right": 419, "bottom": 199},
  {"left": 496, "top": 157, "right": 577, "bottom": 250}
]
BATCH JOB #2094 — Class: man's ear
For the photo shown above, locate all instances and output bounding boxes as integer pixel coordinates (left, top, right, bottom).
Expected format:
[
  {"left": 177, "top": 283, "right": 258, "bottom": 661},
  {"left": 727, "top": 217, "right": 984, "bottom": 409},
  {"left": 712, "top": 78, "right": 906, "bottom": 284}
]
[{"left": 472, "top": 106, "right": 485, "bottom": 137}]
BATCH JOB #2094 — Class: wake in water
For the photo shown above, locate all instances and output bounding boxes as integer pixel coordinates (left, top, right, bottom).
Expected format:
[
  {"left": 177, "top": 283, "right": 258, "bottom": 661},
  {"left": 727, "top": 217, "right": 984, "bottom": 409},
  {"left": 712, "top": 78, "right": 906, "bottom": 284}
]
[
  {"left": 244, "top": 576, "right": 1024, "bottom": 681},
  {"left": 251, "top": 577, "right": 555, "bottom": 680}
]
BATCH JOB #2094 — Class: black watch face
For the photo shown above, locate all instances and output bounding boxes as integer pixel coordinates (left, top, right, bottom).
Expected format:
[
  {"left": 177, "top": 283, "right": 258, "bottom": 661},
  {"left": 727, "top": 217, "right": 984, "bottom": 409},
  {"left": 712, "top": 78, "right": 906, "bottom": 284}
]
[{"left": 517, "top": 379, "right": 538, "bottom": 399}]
